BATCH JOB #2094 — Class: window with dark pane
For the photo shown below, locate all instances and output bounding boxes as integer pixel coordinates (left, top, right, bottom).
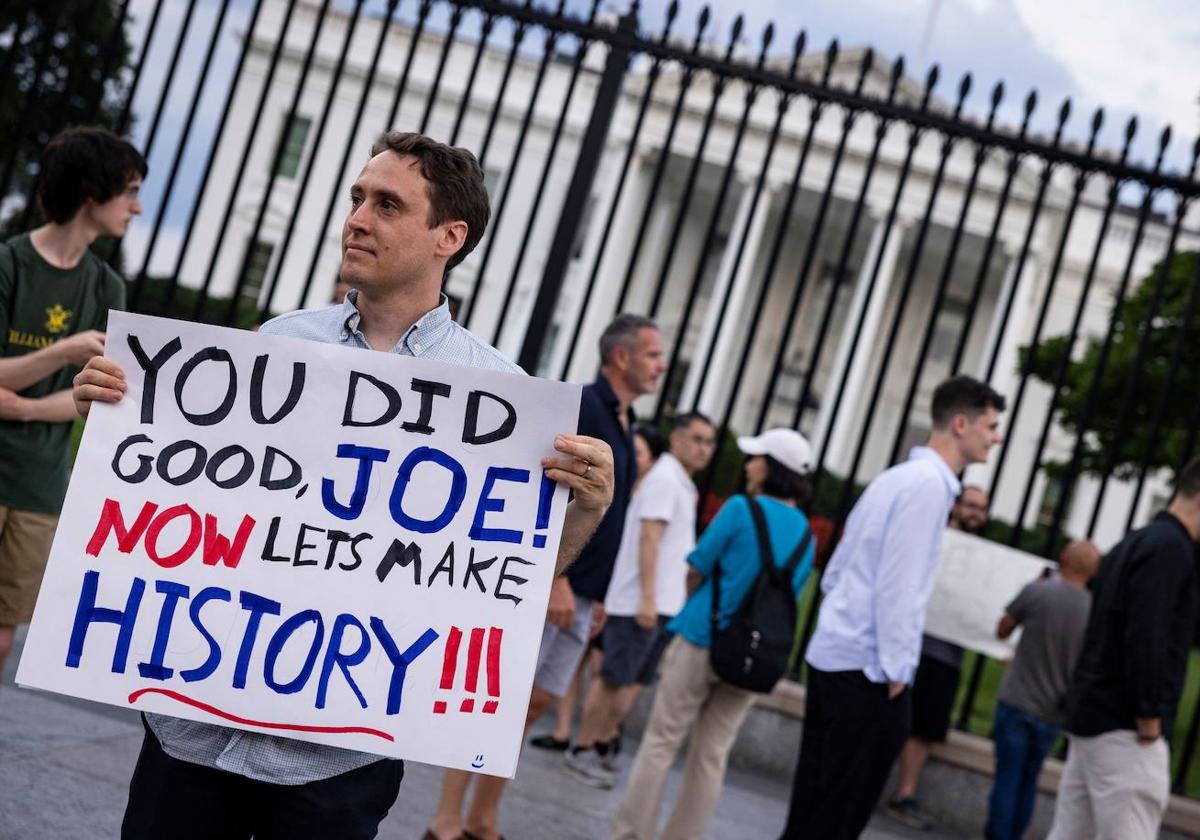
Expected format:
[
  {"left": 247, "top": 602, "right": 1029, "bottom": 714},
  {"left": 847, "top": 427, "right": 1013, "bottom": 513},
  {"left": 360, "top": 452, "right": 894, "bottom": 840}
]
[{"left": 275, "top": 115, "right": 312, "bottom": 179}]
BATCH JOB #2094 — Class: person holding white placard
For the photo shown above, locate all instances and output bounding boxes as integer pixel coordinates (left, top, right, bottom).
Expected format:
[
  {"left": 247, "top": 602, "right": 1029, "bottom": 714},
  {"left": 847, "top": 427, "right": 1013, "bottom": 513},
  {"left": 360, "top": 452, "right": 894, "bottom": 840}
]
[{"left": 72, "top": 132, "right": 615, "bottom": 840}]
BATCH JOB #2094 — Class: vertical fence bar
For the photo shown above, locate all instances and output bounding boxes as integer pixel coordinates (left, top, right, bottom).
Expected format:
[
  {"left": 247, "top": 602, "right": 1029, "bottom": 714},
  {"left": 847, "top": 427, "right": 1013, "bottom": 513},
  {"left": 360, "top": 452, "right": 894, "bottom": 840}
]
[
  {"left": 949, "top": 90, "right": 1036, "bottom": 375},
  {"left": 85, "top": 0, "right": 134, "bottom": 123},
  {"left": 419, "top": 3, "right": 466, "bottom": 134},
  {"left": 448, "top": 11, "right": 497, "bottom": 145},
  {"left": 191, "top": 0, "right": 304, "bottom": 319},
  {"left": 458, "top": 2, "right": 564, "bottom": 335},
  {"left": 223, "top": 0, "right": 336, "bottom": 323},
  {"left": 259, "top": 0, "right": 368, "bottom": 318},
  {"left": 295, "top": 0, "right": 404, "bottom": 309},
  {"left": 886, "top": 76, "right": 998, "bottom": 465},
  {"left": 611, "top": 8, "right": 711, "bottom": 314},
  {"left": 161, "top": 0, "right": 268, "bottom": 314},
  {"left": 129, "top": 0, "right": 236, "bottom": 309},
  {"left": 557, "top": 1, "right": 682, "bottom": 380},
  {"left": 487, "top": 0, "right": 601, "bottom": 350},
  {"left": 1001, "top": 109, "right": 1106, "bottom": 549},
  {"left": 116, "top": 0, "right": 170, "bottom": 135},
  {"left": 383, "top": 0, "right": 436, "bottom": 132},
  {"left": 1044, "top": 129, "right": 1172, "bottom": 544},
  {"left": 516, "top": 6, "right": 635, "bottom": 372}
]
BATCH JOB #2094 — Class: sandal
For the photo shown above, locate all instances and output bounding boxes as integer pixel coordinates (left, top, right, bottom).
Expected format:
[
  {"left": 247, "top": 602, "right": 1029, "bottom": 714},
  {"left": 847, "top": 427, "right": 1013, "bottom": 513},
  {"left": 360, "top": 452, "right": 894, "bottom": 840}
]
[{"left": 528, "top": 733, "right": 570, "bottom": 751}]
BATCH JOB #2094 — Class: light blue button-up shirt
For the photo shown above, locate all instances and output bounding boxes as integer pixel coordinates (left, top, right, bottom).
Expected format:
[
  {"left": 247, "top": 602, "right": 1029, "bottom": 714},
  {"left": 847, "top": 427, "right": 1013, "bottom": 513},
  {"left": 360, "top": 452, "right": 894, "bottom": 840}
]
[
  {"left": 805, "top": 446, "right": 961, "bottom": 686},
  {"left": 146, "top": 292, "right": 521, "bottom": 785}
]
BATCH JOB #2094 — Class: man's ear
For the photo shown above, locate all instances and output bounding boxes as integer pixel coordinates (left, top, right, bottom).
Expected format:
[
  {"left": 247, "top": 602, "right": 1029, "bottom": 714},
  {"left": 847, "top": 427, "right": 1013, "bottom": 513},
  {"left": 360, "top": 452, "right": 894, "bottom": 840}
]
[
  {"left": 437, "top": 220, "right": 469, "bottom": 261},
  {"left": 950, "top": 412, "right": 970, "bottom": 437}
]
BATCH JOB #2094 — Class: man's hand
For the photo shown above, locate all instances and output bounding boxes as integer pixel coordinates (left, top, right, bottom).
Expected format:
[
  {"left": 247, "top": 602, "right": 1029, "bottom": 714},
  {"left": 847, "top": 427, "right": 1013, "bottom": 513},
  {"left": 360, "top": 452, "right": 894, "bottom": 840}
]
[
  {"left": 888, "top": 681, "right": 906, "bottom": 700},
  {"left": 635, "top": 595, "right": 657, "bottom": 631},
  {"left": 542, "top": 434, "right": 614, "bottom": 516},
  {"left": 54, "top": 330, "right": 106, "bottom": 367},
  {"left": 588, "top": 601, "right": 607, "bottom": 640},
  {"left": 72, "top": 356, "right": 126, "bottom": 417},
  {"left": 1136, "top": 717, "right": 1162, "bottom": 743},
  {"left": 547, "top": 577, "right": 576, "bottom": 629}
]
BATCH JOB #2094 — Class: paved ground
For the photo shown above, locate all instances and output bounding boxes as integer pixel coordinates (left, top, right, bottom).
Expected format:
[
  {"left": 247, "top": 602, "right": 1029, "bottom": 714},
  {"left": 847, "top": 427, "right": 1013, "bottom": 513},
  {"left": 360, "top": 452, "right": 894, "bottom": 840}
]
[{"left": 0, "top": 628, "right": 962, "bottom": 840}]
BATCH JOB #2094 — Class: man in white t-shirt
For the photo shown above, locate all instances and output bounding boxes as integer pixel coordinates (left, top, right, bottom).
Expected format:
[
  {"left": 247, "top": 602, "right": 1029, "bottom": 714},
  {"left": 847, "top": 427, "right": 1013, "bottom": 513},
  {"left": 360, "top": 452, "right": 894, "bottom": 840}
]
[{"left": 563, "top": 413, "right": 716, "bottom": 788}]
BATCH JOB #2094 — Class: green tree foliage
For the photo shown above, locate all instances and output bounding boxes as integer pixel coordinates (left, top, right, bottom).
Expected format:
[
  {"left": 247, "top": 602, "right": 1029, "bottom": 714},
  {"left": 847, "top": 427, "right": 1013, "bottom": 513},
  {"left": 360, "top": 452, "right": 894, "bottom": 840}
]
[
  {"left": 1, "top": 1, "right": 134, "bottom": 217},
  {"left": 1023, "top": 251, "right": 1200, "bottom": 480}
]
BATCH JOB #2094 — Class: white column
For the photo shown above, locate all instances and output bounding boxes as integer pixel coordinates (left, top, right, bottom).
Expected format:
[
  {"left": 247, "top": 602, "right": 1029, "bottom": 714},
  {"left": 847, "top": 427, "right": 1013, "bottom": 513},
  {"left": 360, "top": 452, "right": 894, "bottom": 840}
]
[
  {"left": 819, "top": 214, "right": 906, "bottom": 471},
  {"left": 679, "top": 180, "right": 769, "bottom": 412},
  {"left": 977, "top": 249, "right": 1023, "bottom": 383}
]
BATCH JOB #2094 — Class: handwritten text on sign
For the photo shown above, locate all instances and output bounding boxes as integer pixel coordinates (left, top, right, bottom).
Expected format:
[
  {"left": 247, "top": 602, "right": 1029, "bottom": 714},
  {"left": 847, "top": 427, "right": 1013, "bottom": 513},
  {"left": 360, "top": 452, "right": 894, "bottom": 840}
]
[{"left": 17, "top": 312, "right": 581, "bottom": 777}]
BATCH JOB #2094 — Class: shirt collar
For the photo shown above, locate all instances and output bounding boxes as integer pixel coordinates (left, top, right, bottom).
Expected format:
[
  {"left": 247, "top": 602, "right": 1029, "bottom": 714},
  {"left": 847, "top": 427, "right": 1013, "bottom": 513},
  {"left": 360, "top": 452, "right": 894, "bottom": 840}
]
[
  {"left": 339, "top": 290, "right": 454, "bottom": 355},
  {"left": 908, "top": 446, "right": 962, "bottom": 497},
  {"left": 1155, "top": 511, "right": 1199, "bottom": 544},
  {"left": 659, "top": 452, "right": 695, "bottom": 489},
  {"left": 594, "top": 372, "right": 636, "bottom": 428}
]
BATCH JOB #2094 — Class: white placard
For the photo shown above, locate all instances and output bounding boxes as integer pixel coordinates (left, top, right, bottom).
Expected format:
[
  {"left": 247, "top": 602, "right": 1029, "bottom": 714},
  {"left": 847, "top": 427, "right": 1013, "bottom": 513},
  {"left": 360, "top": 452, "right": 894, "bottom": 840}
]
[
  {"left": 17, "top": 312, "right": 581, "bottom": 778},
  {"left": 924, "top": 529, "right": 1055, "bottom": 660}
]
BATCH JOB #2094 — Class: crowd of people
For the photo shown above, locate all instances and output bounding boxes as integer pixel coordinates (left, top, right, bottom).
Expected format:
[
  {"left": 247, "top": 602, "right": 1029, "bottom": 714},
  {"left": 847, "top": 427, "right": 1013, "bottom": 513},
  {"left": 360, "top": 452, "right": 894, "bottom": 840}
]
[{"left": 2, "top": 126, "right": 1199, "bottom": 840}]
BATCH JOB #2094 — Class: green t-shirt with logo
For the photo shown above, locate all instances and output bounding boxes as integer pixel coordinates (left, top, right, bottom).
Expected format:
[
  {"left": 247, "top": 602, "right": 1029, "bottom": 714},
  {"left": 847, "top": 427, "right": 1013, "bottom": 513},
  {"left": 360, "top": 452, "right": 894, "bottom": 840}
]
[{"left": 0, "top": 233, "right": 126, "bottom": 514}]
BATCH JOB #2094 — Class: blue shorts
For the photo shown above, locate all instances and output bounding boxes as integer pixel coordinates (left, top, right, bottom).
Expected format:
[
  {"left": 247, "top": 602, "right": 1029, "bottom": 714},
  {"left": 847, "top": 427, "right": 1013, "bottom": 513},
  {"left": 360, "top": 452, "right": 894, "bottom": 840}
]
[{"left": 599, "top": 615, "right": 672, "bottom": 687}]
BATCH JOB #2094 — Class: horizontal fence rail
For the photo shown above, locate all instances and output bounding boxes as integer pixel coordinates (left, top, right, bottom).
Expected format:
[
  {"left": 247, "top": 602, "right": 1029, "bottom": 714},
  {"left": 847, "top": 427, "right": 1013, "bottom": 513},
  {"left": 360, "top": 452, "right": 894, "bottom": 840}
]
[{"left": 4, "top": 0, "right": 1200, "bottom": 796}]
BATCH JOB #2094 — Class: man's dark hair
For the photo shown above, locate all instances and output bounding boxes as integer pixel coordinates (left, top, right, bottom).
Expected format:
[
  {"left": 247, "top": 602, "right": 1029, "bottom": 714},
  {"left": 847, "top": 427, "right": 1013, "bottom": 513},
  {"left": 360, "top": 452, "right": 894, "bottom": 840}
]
[
  {"left": 599, "top": 314, "right": 657, "bottom": 365},
  {"left": 1174, "top": 458, "right": 1200, "bottom": 501},
  {"left": 761, "top": 455, "right": 813, "bottom": 509},
  {"left": 930, "top": 375, "right": 1006, "bottom": 429},
  {"left": 672, "top": 411, "right": 713, "bottom": 433},
  {"left": 369, "top": 131, "right": 490, "bottom": 270},
  {"left": 38, "top": 127, "right": 147, "bottom": 224},
  {"left": 634, "top": 421, "right": 666, "bottom": 460}
]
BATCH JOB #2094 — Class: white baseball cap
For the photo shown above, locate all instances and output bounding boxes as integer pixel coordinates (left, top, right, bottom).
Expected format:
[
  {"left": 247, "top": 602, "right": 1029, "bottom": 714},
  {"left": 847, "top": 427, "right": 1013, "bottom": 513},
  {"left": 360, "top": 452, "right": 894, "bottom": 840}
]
[{"left": 737, "top": 428, "right": 814, "bottom": 475}]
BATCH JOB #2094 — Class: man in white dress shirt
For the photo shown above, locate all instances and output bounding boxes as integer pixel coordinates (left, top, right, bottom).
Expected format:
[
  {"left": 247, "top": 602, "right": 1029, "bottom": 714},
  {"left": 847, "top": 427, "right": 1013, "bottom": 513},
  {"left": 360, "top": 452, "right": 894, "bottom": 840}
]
[{"left": 780, "top": 375, "right": 1006, "bottom": 840}]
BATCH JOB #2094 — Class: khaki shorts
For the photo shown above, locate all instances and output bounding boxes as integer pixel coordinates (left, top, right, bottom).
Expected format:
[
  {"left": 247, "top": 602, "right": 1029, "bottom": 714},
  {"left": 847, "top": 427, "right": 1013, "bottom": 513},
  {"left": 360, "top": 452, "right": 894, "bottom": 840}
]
[{"left": 0, "top": 506, "right": 59, "bottom": 625}]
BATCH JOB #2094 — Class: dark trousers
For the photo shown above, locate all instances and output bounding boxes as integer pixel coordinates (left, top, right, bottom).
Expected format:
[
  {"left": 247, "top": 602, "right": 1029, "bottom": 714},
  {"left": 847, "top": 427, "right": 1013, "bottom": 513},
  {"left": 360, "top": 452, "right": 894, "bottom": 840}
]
[
  {"left": 985, "top": 700, "right": 1061, "bottom": 840},
  {"left": 780, "top": 667, "right": 911, "bottom": 840},
  {"left": 122, "top": 723, "right": 404, "bottom": 840}
]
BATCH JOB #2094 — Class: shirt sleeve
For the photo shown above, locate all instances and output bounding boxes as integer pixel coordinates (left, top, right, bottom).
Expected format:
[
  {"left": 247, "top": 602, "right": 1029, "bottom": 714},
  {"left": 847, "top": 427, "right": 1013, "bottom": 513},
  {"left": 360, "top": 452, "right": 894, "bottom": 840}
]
[
  {"left": 1123, "top": 536, "right": 1187, "bottom": 719},
  {"left": 686, "top": 495, "right": 744, "bottom": 577},
  {"left": 1005, "top": 583, "right": 1035, "bottom": 623},
  {"left": 873, "top": 482, "right": 946, "bottom": 685},
  {"left": 636, "top": 469, "right": 676, "bottom": 522}
]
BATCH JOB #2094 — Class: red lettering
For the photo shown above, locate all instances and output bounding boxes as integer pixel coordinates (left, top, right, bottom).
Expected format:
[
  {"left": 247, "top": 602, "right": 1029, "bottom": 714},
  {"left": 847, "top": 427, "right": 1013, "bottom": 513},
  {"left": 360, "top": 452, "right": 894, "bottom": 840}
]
[
  {"left": 202, "top": 514, "right": 256, "bottom": 569},
  {"left": 86, "top": 499, "right": 159, "bottom": 557},
  {"left": 144, "top": 504, "right": 203, "bottom": 568}
]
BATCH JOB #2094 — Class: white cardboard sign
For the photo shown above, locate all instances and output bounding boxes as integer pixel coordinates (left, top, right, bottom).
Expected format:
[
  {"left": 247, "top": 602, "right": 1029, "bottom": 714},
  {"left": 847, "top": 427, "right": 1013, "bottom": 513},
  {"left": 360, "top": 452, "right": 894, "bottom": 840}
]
[
  {"left": 17, "top": 312, "right": 580, "bottom": 778},
  {"left": 923, "top": 529, "right": 1055, "bottom": 660}
]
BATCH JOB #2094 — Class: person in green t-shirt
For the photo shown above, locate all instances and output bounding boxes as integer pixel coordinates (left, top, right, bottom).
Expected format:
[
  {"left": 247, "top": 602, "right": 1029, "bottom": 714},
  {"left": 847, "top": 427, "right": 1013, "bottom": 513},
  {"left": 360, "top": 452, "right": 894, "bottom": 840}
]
[{"left": 0, "top": 126, "right": 146, "bottom": 674}]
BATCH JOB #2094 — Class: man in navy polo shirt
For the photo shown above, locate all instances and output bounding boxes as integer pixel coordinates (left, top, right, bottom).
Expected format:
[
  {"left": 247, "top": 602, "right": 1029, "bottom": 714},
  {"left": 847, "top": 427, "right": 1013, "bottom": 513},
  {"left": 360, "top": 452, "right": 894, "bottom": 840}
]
[{"left": 427, "top": 313, "right": 664, "bottom": 840}]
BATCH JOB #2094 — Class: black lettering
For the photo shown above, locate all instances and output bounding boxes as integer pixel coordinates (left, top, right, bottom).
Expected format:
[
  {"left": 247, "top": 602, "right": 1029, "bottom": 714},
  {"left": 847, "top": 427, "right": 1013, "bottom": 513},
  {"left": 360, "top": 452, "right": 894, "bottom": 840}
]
[
  {"left": 204, "top": 445, "right": 254, "bottom": 489},
  {"left": 401, "top": 379, "right": 451, "bottom": 434},
  {"left": 427, "top": 543, "right": 456, "bottom": 588},
  {"left": 294, "top": 523, "right": 323, "bottom": 567},
  {"left": 495, "top": 556, "right": 534, "bottom": 606},
  {"left": 261, "top": 517, "right": 290, "bottom": 563},
  {"left": 127, "top": 334, "right": 182, "bottom": 424},
  {"left": 250, "top": 354, "right": 306, "bottom": 424},
  {"left": 343, "top": 533, "right": 371, "bottom": 571},
  {"left": 463, "top": 390, "right": 517, "bottom": 445},
  {"left": 324, "top": 530, "right": 352, "bottom": 571},
  {"left": 375, "top": 539, "right": 422, "bottom": 583},
  {"left": 156, "top": 440, "right": 207, "bottom": 486},
  {"left": 175, "top": 347, "right": 237, "bottom": 426},
  {"left": 463, "top": 548, "right": 497, "bottom": 594},
  {"left": 343, "top": 371, "right": 402, "bottom": 427},
  {"left": 112, "top": 433, "right": 154, "bottom": 483},
  {"left": 260, "top": 447, "right": 303, "bottom": 491}
]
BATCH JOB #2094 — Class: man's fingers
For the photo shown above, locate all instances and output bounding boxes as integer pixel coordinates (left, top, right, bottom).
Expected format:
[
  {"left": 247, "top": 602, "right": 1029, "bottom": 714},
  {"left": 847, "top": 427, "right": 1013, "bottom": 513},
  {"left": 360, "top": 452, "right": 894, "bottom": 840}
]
[
  {"left": 74, "top": 383, "right": 125, "bottom": 404},
  {"left": 84, "top": 356, "right": 125, "bottom": 377}
]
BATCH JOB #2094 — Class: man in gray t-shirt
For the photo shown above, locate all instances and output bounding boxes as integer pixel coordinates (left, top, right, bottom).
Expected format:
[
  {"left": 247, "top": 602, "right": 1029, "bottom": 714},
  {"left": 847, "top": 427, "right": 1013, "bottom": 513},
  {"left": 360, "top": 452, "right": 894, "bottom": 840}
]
[{"left": 985, "top": 539, "right": 1099, "bottom": 840}]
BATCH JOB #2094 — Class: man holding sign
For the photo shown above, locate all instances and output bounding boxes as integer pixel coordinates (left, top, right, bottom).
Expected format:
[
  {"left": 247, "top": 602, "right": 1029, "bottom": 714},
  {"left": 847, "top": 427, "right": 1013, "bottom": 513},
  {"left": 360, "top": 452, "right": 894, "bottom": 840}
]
[{"left": 68, "top": 132, "right": 614, "bottom": 839}]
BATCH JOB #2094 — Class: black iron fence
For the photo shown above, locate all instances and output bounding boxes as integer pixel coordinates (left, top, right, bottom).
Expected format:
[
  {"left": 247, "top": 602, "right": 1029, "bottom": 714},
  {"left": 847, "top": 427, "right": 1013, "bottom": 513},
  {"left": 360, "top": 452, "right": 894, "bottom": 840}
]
[{"left": 5, "top": 0, "right": 1200, "bottom": 795}]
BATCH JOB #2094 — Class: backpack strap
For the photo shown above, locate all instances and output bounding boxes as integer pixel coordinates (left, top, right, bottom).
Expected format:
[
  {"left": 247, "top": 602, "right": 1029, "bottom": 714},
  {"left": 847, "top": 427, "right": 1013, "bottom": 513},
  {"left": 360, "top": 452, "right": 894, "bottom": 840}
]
[
  {"left": 745, "top": 496, "right": 777, "bottom": 578},
  {"left": 782, "top": 527, "right": 814, "bottom": 584}
]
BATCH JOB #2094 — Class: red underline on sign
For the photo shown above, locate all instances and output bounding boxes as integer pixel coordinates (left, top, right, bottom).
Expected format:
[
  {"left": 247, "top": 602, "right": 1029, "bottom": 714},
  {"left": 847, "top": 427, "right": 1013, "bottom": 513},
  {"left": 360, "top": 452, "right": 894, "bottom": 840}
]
[{"left": 126, "top": 688, "right": 395, "bottom": 742}]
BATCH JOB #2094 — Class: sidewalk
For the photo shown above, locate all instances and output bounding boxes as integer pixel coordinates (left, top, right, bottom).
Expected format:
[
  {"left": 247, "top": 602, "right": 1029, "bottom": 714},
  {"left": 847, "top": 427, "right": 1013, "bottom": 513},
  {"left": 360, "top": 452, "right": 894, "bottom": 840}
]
[{"left": 0, "top": 628, "right": 959, "bottom": 839}]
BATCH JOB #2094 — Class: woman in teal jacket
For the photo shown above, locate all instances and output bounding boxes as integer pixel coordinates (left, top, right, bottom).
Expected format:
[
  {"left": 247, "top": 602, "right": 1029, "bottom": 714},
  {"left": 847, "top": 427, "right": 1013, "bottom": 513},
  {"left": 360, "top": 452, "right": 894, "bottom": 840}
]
[{"left": 612, "top": 428, "right": 817, "bottom": 840}]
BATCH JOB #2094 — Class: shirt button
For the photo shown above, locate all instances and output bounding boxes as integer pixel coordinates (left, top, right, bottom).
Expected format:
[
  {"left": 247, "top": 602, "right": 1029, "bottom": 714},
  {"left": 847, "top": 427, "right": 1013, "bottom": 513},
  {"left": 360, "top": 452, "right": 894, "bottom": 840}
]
[{"left": 413, "top": 342, "right": 422, "bottom": 352}]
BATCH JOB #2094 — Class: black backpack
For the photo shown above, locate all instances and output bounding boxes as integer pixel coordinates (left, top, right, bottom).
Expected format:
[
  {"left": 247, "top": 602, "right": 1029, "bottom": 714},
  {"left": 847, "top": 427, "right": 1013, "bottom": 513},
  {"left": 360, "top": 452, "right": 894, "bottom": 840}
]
[{"left": 709, "top": 498, "right": 812, "bottom": 693}]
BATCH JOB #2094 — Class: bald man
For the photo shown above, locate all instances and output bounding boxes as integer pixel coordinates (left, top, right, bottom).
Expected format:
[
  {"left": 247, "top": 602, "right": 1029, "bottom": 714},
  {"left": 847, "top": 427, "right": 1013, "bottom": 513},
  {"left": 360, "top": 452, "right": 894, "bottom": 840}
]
[{"left": 984, "top": 539, "right": 1100, "bottom": 840}]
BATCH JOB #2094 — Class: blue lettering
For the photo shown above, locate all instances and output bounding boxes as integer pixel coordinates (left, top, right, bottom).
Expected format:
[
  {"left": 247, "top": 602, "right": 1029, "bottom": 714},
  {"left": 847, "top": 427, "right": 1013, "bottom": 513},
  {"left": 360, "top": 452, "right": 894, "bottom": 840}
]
[
  {"left": 233, "top": 591, "right": 281, "bottom": 689},
  {"left": 137, "top": 580, "right": 190, "bottom": 680},
  {"left": 263, "top": 609, "right": 324, "bottom": 695},
  {"left": 469, "top": 467, "right": 529, "bottom": 544},
  {"left": 321, "top": 444, "right": 389, "bottom": 520},
  {"left": 369, "top": 618, "right": 438, "bottom": 715},
  {"left": 389, "top": 447, "right": 467, "bottom": 534},
  {"left": 180, "top": 586, "right": 232, "bottom": 683},
  {"left": 316, "top": 613, "right": 371, "bottom": 710},
  {"left": 66, "top": 570, "right": 145, "bottom": 673}
]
